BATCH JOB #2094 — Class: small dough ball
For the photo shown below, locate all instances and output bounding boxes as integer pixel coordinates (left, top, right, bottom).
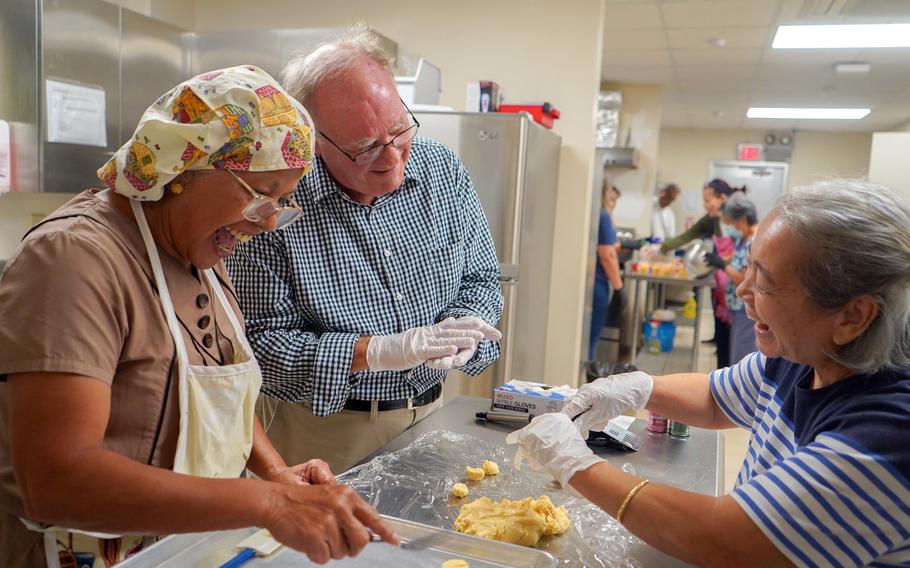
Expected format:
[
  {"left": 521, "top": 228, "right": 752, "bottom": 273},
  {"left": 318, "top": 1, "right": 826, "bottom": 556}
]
[
  {"left": 451, "top": 483, "right": 469, "bottom": 498},
  {"left": 442, "top": 560, "right": 470, "bottom": 568},
  {"left": 482, "top": 460, "right": 499, "bottom": 476},
  {"left": 465, "top": 466, "right": 485, "bottom": 481}
]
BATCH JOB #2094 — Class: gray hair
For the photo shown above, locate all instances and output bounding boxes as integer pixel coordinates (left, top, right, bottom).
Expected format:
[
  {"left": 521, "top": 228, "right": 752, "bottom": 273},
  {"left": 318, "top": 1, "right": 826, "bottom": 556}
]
[
  {"left": 281, "top": 24, "right": 395, "bottom": 112},
  {"left": 721, "top": 192, "right": 759, "bottom": 224},
  {"left": 773, "top": 179, "right": 910, "bottom": 374}
]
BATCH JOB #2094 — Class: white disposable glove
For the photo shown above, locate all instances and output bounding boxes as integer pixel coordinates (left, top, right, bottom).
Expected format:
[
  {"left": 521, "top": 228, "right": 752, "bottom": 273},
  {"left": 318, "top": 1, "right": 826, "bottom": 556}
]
[
  {"left": 426, "top": 316, "right": 502, "bottom": 370},
  {"left": 640, "top": 243, "right": 661, "bottom": 259},
  {"left": 366, "top": 318, "right": 489, "bottom": 372},
  {"left": 562, "top": 371, "right": 654, "bottom": 439},
  {"left": 505, "top": 412, "right": 604, "bottom": 497}
]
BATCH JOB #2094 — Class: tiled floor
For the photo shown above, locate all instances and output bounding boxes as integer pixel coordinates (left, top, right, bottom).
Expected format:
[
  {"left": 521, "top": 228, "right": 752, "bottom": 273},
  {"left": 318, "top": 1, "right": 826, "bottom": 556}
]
[{"left": 633, "top": 307, "right": 749, "bottom": 494}]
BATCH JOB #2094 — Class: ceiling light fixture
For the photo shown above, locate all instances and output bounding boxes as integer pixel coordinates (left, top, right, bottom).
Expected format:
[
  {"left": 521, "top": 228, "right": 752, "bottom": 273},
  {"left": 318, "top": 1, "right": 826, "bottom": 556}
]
[
  {"left": 833, "top": 61, "right": 871, "bottom": 74},
  {"left": 747, "top": 107, "right": 870, "bottom": 120},
  {"left": 706, "top": 37, "right": 727, "bottom": 48},
  {"left": 773, "top": 23, "right": 910, "bottom": 48}
]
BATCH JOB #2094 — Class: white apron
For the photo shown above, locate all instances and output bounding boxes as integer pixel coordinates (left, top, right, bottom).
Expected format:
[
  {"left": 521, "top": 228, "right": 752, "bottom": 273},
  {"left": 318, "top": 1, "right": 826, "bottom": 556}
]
[{"left": 22, "top": 200, "right": 262, "bottom": 567}]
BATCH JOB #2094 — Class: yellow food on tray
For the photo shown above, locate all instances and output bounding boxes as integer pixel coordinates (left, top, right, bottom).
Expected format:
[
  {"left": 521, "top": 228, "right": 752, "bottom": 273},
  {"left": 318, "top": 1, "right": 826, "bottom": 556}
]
[
  {"left": 465, "top": 466, "right": 485, "bottom": 481},
  {"left": 454, "top": 495, "right": 570, "bottom": 547},
  {"left": 441, "top": 560, "right": 470, "bottom": 568},
  {"left": 451, "top": 483, "right": 469, "bottom": 498},
  {"left": 481, "top": 460, "right": 499, "bottom": 476}
]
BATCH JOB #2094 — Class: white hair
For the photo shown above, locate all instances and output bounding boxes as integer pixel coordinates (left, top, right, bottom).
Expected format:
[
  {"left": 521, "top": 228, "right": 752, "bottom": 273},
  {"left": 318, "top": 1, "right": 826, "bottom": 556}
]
[
  {"left": 281, "top": 24, "right": 395, "bottom": 112},
  {"left": 774, "top": 179, "right": 910, "bottom": 373}
]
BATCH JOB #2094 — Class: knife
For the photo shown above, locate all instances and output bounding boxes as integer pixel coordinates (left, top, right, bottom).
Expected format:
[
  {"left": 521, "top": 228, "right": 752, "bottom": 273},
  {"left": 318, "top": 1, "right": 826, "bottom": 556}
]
[{"left": 370, "top": 530, "right": 442, "bottom": 552}]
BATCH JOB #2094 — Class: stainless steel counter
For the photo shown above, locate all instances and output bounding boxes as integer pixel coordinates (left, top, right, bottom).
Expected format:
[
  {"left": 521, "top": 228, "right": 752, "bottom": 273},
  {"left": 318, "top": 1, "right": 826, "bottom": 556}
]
[{"left": 363, "top": 396, "right": 723, "bottom": 568}]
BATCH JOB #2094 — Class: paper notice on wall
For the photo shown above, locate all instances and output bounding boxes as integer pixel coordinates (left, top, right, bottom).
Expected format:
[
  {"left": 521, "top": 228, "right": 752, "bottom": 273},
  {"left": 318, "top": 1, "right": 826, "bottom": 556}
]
[
  {"left": 682, "top": 191, "right": 702, "bottom": 215},
  {"left": 0, "top": 119, "right": 10, "bottom": 193},
  {"left": 45, "top": 79, "right": 107, "bottom": 147}
]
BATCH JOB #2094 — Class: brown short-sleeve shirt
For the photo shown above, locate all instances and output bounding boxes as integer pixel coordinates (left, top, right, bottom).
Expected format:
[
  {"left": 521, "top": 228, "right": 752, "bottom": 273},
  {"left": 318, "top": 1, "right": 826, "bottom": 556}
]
[{"left": 0, "top": 190, "right": 244, "bottom": 518}]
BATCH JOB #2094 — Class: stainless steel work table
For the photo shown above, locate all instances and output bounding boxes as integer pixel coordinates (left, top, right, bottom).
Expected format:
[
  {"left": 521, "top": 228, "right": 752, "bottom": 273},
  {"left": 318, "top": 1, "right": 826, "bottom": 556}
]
[
  {"left": 624, "top": 272, "right": 715, "bottom": 372},
  {"left": 363, "top": 395, "right": 724, "bottom": 568}
]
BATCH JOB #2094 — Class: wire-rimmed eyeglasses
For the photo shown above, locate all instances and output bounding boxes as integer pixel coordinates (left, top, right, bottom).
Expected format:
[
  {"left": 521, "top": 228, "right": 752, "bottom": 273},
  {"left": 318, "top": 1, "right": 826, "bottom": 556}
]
[
  {"left": 227, "top": 169, "right": 302, "bottom": 230},
  {"left": 318, "top": 99, "right": 420, "bottom": 166}
]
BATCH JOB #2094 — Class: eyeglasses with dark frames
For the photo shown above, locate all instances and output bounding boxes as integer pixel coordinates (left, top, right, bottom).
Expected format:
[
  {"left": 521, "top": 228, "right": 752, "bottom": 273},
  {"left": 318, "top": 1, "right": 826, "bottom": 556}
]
[
  {"left": 318, "top": 99, "right": 420, "bottom": 166},
  {"left": 227, "top": 169, "right": 303, "bottom": 230}
]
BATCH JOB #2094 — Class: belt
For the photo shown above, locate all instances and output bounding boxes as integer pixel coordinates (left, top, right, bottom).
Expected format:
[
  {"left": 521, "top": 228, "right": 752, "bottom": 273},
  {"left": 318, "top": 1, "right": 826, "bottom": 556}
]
[{"left": 343, "top": 382, "right": 443, "bottom": 412}]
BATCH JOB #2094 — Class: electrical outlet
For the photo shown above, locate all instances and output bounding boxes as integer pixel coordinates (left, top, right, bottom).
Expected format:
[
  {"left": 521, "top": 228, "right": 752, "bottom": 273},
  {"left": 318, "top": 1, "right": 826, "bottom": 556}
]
[{"left": 29, "top": 213, "right": 45, "bottom": 226}]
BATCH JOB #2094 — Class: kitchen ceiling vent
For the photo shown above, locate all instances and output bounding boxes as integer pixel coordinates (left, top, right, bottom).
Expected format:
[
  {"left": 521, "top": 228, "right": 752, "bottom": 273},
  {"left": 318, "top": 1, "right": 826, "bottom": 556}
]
[{"left": 800, "top": 0, "right": 910, "bottom": 19}]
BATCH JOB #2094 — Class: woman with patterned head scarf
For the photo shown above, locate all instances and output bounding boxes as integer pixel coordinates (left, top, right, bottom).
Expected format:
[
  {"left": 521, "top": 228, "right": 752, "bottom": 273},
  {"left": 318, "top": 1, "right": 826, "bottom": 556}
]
[{"left": 0, "top": 66, "right": 396, "bottom": 568}]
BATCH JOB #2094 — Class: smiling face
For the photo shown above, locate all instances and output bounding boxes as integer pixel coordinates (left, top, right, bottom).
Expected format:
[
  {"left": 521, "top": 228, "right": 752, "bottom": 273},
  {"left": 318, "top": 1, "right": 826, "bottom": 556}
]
[
  {"left": 147, "top": 168, "right": 302, "bottom": 269},
  {"left": 736, "top": 214, "right": 845, "bottom": 369},
  {"left": 309, "top": 56, "right": 411, "bottom": 204},
  {"left": 702, "top": 186, "right": 728, "bottom": 216}
]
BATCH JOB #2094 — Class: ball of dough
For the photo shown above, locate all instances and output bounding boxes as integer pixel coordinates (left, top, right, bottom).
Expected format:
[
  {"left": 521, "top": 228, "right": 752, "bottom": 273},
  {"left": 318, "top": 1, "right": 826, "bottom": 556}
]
[
  {"left": 482, "top": 460, "right": 499, "bottom": 476},
  {"left": 465, "top": 466, "right": 485, "bottom": 481},
  {"left": 451, "top": 483, "right": 469, "bottom": 498},
  {"left": 441, "top": 560, "right": 470, "bottom": 568}
]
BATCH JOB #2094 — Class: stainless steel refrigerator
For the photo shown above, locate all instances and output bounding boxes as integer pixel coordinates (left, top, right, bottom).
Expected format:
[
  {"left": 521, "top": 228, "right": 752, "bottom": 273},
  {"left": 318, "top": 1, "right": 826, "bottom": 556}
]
[{"left": 414, "top": 111, "right": 562, "bottom": 391}]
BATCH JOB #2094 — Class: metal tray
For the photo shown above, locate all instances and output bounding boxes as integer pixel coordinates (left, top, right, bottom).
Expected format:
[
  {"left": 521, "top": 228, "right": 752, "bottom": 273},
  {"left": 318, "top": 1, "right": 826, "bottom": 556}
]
[{"left": 118, "top": 514, "right": 556, "bottom": 567}]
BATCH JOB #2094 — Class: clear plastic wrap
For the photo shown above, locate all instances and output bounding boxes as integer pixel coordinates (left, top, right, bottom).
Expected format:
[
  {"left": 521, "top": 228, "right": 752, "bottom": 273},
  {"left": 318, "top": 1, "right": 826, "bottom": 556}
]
[{"left": 339, "top": 430, "right": 642, "bottom": 567}]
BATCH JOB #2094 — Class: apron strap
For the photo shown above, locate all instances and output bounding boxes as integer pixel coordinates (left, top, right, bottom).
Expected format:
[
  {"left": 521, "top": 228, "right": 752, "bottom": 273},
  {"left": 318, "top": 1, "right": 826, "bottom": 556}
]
[
  {"left": 203, "top": 269, "right": 254, "bottom": 356},
  {"left": 129, "top": 200, "right": 192, "bottom": 471}
]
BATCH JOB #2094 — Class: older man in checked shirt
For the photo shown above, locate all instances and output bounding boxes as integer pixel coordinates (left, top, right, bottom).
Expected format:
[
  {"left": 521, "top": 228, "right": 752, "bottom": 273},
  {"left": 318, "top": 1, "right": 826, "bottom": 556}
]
[{"left": 227, "top": 28, "right": 503, "bottom": 473}]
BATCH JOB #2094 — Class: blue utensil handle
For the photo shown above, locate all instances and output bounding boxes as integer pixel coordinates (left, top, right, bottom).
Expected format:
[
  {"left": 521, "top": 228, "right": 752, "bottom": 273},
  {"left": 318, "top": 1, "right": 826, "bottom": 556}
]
[{"left": 219, "top": 547, "right": 256, "bottom": 568}]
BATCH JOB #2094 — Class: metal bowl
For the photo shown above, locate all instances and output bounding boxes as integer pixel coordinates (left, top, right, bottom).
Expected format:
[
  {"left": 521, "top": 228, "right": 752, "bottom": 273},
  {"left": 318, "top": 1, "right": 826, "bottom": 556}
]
[{"left": 682, "top": 239, "right": 715, "bottom": 279}]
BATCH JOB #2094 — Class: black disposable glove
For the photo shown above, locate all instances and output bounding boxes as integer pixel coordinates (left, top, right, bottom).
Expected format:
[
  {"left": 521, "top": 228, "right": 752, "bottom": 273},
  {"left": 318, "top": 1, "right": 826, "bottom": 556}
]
[
  {"left": 704, "top": 251, "right": 727, "bottom": 269},
  {"left": 608, "top": 287, "right": 627, "bottom": 312}
]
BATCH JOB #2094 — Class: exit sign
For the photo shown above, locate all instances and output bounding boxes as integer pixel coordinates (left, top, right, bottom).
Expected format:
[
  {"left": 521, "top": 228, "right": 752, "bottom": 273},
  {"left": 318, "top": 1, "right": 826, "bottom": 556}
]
[{"left": 738, "top": 143, "right": 763, "bottom": 161}]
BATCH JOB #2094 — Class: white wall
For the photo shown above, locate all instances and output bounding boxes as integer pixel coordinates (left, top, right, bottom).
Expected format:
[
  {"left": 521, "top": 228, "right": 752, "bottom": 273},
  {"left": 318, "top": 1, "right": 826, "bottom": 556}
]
[
  {"left": 602, "top": 83, "right": 662, "bottom": 237},
  {"left": 869, "top": 132, "right": 910, "bottom": 205},
  {"left": 657, "top": 128, "right": 872, "bottom": 229},
  {"left": 193, "top": 0, "right": 607, "bottom": 386}
]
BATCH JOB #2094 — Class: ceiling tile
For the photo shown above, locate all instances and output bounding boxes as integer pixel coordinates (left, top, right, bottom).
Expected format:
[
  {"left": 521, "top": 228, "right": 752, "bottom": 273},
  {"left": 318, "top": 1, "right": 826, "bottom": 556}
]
[
  {"left": 762, "top": 48, "right": 863, "bottom": 65},
  {"left": 603, "top": 49, "right": 674, "bottom": 66},
  {"left": 604, "top": 3, "right": 664, "bottom": 29},
  {"left": 604, "top": 28, "right": 668, "bottom": 50},
  {"left": 666, "top": 26, "right": 771, "bottom": 49},
  {"left": 660, "top": 0, "right": 778, "bottom": 28},
  {"left": 675, "top": 63, "right": 759, "bottom": 79},
  {"left": 672, "top": 48, "right": 763, "bottom": 64}
]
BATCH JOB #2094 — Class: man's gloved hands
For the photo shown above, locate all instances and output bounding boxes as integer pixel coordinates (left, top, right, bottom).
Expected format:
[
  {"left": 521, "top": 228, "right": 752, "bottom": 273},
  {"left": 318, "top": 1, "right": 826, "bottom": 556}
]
[
  {"left": 704, "top": 251, "right": 727, "bottom": 269},
  {"left": 366, "top": 317, "right": 500, "bottom": 372},
  {"left": 505, "top": 413, "right": 604, "bottom": 497},
  {"left": 561, "top": 371, "right": 654, "bottom": 439},
  {"left": 426, "top": 317, "right": 502, "bottom": 370}
]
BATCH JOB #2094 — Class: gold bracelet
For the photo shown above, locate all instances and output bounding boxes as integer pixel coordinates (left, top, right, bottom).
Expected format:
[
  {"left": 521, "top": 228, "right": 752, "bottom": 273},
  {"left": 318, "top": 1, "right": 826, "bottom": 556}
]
[{"left": 616, "top": 479, "right": 650, "bottom": 524}]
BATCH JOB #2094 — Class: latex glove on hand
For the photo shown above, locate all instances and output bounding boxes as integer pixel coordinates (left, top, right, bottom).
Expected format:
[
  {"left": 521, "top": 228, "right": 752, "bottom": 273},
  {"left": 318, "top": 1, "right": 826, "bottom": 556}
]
[
  {"left": 561, "top": 371, "right": 654, "bottom": 439},
  {"left": 608, "top": 287, "right": 627, "bottom": 312},
  {"left": 704, "top": 251, "right": 728, "bottom": 269},
  {"left": 426, "top": 316, "right": 502, "bottom": 370},
  {"left": 640, "top": 243, "right": 661, "bottom": 260},
  {"left": 505, "top": 413, "right": 604, "bottom": 497},
  {"left": 367, "top": 318, "right": 490, "bottom": 372}
]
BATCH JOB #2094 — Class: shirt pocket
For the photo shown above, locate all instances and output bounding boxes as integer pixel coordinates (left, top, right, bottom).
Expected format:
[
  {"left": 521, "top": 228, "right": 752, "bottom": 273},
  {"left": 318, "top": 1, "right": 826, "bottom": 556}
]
[{"left": 421, "top": 239, "right": 466, "bottom": 305}]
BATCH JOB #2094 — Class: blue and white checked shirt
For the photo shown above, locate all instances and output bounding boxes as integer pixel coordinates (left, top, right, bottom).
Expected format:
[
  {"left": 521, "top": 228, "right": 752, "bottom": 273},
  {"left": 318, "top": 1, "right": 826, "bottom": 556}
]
[{"left": 226, "top": 137, "right": 503, "bottom": 416}]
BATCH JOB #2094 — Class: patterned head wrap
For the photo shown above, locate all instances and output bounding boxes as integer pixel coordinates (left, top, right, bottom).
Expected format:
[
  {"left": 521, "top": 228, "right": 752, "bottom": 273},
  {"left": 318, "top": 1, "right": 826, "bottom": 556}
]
[{"left": 98, "top": 65, "right": 314, "bottom": 201}]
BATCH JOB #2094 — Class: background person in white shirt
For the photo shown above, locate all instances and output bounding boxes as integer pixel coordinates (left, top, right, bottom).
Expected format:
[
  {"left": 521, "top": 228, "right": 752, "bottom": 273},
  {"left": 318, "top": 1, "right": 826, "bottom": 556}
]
[{"left": 651, "top": 183, "right": 680, "bottom": 242}]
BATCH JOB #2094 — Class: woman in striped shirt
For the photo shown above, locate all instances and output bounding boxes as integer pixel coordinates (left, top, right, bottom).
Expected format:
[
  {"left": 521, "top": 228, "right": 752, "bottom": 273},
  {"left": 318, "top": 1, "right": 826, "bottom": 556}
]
[{"left": 509, "top": 179, "right": 910, "bottom": 567}]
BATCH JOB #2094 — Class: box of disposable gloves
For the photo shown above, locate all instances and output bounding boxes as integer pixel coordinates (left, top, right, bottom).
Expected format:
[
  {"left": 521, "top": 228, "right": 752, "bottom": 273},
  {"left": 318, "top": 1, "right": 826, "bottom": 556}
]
[{"left": 492, "top": 380, "right": 577, "bottom": 416}]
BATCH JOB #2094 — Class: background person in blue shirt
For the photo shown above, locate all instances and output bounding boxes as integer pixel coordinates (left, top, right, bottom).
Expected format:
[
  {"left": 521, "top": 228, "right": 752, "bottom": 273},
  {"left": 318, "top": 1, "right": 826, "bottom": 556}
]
[
  {"left": 227, "top": 27, "right": 503, "bottom": 473},
  {"left": 588, "top": 178, "right": 624, "bottom": 362},
  {"left": 509, "top": 179, "right": 910, "bottom": 567}
]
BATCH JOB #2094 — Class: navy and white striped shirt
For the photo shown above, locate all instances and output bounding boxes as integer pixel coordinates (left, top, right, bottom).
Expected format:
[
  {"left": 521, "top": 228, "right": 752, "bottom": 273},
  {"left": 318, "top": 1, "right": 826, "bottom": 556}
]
[
  {"left": 226, "top": 137, "right": 503, "bottom": 416},
  {"left": 711, "top": 352, "right": 910, "bottom": 567}
]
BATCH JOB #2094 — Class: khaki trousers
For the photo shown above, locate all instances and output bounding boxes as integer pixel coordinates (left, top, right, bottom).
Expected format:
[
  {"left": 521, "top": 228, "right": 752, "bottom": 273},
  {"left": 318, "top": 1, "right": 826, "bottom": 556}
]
[{"left": 257, "top": 394, "right": 444, "bottom": 474}]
